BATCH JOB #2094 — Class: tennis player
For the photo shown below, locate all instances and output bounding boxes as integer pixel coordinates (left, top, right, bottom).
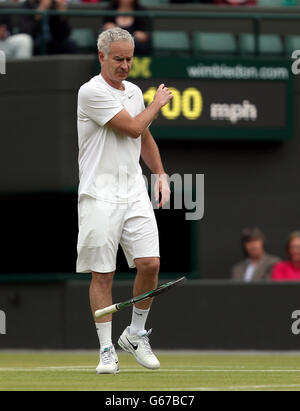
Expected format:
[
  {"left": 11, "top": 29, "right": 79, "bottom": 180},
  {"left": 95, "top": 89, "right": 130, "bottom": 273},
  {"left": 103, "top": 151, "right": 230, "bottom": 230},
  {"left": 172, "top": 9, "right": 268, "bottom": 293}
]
[{"left": 76, "top": 27, "right": 173, "bottom": 374}]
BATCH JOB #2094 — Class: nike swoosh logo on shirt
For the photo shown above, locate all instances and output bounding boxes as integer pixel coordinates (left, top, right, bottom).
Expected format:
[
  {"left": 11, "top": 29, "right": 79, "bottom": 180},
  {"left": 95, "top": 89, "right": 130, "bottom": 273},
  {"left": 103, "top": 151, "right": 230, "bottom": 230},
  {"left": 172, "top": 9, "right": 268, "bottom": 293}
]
[{"left": 128, "top": 95, "right": 134, "bottom": 99}]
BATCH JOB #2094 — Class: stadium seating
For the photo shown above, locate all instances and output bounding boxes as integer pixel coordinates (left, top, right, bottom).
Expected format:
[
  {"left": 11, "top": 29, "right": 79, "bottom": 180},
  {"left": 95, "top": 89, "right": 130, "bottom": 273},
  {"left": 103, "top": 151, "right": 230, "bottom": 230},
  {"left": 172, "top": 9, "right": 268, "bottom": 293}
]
[
  {"left": 259, "top": 0, "right": 286, "bottom": 6},
  {"left": 239, "top": 33, "right": 284, "bottom": 55},
  {"left": 286, "top": 35, "right": 300, "bottom": 55},
  {"left": 140, "top": 0, "right": 170, "bottom": 5},
  {"left": 152, "top": 31, "right": 288, "bottom": 57},
  {"left": 259, "top": 0, "right": 300, "bottom": 5},
  {"left": 70, "top": 28, "right": 97, "bottom": 53},
  {"left": 193, "top": 32, "right": 237, "bottom": 55},
  {"left": 152, "top": 30, "right": 191, "bottom": 55},
  {"left": 69, "top": 28, "right": 289, "bottom": 57}
]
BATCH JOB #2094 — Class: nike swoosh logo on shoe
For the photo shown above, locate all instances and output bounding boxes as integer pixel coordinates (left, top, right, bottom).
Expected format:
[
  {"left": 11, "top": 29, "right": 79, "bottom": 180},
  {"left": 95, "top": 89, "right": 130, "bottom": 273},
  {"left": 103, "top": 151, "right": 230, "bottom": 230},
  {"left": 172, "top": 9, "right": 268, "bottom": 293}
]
[{"left": 126, "top": 337, "right": 138, "bottom": 350}]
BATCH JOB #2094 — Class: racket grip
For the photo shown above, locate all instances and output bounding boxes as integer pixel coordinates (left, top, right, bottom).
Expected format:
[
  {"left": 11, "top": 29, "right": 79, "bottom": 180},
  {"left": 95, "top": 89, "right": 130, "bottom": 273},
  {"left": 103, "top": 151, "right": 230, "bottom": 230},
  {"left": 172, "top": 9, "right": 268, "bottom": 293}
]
[{"left": 95, "top": 304, "right": 118, "bottom": 319}]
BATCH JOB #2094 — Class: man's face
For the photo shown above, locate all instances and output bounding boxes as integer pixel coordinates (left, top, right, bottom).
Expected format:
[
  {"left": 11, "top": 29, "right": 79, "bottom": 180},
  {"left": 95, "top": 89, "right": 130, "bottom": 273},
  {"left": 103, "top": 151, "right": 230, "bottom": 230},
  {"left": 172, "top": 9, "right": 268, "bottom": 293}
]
[
  {"left": 99, "top": 41, "right": 134, "bottom": 84},
  {"left": 288, "top": 238, "right": 300, "bottom": 264},
  {"left": 244, "top": 239, "right": 264, "bottom": 260}
]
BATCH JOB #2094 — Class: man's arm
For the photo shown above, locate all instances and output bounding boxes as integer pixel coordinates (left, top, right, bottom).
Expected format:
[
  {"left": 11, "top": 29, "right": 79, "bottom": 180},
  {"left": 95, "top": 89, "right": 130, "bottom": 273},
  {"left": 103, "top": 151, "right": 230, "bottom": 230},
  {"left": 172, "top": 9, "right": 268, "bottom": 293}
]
[
  {"left": 141, "top": 128, "right": 164, "bottom": 175},
  {"left": 141, "top": 128, "right": 170, "bottom": 208},
  {"left": 107, "top": 84, "right": 172, "bottom": 139}
]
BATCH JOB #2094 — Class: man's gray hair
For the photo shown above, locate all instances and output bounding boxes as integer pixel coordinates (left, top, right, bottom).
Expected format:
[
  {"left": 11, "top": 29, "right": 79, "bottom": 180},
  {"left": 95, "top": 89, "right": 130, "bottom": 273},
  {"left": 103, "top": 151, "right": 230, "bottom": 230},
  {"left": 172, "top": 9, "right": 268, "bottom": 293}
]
[{"left": 97, "top": 27, "right": 134, "bottom": 58}]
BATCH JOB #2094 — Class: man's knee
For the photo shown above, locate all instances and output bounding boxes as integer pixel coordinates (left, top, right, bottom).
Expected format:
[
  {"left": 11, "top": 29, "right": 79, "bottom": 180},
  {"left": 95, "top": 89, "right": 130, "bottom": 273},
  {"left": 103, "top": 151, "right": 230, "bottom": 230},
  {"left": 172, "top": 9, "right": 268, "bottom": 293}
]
[
  {"left": 91, "top": 271, "right": 114, "bottom": 288},
  {"left": 136, "top": 257, "right": 160, "bottom": 275}
]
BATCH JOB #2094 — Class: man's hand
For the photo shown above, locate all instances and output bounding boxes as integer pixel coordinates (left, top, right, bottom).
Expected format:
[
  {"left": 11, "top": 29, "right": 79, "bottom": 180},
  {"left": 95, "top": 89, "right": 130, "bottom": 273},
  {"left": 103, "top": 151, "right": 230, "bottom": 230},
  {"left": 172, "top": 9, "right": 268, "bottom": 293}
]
[
  {"left": 154, "top": 173, "right": 170, "bottom": 209},
  {"left": 105, "top": 84, "right": 173, "bottom": 139},
  {"left": 153, "top": 84, "right": 173, "bottom": 108}
]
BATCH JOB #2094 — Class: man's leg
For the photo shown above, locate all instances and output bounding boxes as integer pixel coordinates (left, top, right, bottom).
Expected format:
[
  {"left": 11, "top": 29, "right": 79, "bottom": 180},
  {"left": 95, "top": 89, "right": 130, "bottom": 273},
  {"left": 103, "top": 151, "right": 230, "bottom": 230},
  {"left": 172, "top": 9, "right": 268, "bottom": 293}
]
[
  {"left": 118, "top": 192, "right": 160, "bottom": 368},
  {"left": 118, "top": 257, "right": 160, "bottom": 369},
  {"left": 133, "top": 257, "right": 160, "bottom": 309},
  {"left": 90, "top": 271, "right": 119, "bottom": 374},
  {"left": 90, "top": 271, "right": 114, "bottom": 324},
  {"left": 128, "top": 257, "right": 160, "bottom": 335}
]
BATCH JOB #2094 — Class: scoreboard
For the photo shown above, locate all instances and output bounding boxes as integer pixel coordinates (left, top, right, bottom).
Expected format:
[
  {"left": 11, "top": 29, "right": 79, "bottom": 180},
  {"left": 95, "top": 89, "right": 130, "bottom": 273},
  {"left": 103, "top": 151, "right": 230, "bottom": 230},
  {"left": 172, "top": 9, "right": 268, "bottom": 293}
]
[{"left": 129, "top": 57, "right": 294, "bottom": 140}]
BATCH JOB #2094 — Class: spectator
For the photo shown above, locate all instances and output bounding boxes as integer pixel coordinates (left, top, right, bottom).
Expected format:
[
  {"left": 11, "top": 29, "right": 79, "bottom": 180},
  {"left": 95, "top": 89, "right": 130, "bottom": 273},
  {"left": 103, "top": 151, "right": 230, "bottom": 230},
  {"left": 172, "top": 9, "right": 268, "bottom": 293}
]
[
  {"left": 213, "top": 0, "right": 257, "bottom": 5},
  {"left": 0, "top": 15, "right": 33, "bottom": 59},
  {"left": 102, "top": 0, "right": 151, "bottom": 55},
  {"left": 231, "top": 227, "right": 280, "bottom": 282},
  {"left": 19, "top": 0, "right": 78, "bottom": 55},
  {"left": 272, "top": 231, "right": 300, "bottom": 281}
]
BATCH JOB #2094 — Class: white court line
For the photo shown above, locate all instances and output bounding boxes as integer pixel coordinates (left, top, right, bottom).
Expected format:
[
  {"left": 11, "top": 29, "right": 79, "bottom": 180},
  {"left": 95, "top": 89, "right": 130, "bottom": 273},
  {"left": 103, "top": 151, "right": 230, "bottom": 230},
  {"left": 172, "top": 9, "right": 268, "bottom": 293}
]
[
  {"left": 168, "top": 384, "right": 300, "bottom": 391},
  {"left": 1, "top": 366, "right": 300, "bottom": 373}
]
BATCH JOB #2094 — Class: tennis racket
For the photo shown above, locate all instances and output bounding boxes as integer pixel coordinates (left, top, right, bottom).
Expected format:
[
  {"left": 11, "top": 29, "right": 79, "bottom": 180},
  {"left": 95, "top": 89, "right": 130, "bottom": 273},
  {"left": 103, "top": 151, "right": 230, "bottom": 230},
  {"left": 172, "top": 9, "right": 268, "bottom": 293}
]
[{"left": 94, "top": 276, "right": 186, "bottom": 319}]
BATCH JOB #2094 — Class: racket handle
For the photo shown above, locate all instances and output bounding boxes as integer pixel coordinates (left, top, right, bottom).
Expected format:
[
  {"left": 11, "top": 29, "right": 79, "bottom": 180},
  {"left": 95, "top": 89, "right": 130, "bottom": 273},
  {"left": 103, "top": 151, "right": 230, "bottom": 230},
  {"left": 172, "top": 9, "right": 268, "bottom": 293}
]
[{"left": 95, "top": 304, "right": 118, "bottom": 319}]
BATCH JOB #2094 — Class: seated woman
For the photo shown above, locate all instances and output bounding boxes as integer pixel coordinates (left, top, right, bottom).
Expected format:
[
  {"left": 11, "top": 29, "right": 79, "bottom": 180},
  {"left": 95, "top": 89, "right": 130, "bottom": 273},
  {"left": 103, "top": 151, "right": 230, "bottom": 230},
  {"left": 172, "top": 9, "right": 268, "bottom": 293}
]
[
  {"left": 103, "top": 0, "right": 151, "bottom": 56},
  {"left": 272, "top": 231, "right": 300, "bottom": 281}
]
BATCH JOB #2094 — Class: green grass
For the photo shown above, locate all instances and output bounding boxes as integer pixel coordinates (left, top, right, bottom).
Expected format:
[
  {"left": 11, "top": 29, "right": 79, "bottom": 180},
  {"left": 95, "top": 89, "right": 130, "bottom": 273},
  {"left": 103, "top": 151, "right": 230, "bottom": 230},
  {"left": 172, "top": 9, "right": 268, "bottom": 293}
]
[{"left": 1, "top": 352, "right": 300, "bottom": 391}]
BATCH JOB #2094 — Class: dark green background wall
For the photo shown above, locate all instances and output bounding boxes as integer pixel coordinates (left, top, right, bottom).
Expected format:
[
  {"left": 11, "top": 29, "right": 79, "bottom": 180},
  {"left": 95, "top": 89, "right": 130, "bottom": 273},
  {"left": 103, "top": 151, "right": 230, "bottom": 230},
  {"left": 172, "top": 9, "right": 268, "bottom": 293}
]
[{"left": 1, "top": 281, "right": 300, "bottom": 350}]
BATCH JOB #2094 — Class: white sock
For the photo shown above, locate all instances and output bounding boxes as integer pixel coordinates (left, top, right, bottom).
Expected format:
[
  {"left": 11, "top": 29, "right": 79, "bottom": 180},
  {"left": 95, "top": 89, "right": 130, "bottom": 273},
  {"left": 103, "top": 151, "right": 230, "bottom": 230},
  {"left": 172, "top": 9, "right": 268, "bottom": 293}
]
[
  {"left": 95, "top": 322, "right": 112, "bottom": 350},
  {"left": 129, "top": 306, "right": 150, "bottom": 335}
]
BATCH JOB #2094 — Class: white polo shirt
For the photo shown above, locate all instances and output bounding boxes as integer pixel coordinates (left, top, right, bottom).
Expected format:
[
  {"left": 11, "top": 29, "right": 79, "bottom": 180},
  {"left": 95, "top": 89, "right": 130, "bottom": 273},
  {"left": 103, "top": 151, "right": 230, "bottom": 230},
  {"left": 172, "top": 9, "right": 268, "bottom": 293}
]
[{"left": 77, "top": 74, "right": 147, "bottom": 203}]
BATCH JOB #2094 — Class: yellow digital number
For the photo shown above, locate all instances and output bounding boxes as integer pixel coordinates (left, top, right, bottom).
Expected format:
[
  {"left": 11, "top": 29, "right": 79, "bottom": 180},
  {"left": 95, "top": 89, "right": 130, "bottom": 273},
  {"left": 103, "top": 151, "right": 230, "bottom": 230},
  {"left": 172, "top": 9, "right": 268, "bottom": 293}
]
[
  {"left": 182, "top": 88, "right": 203, "bottom": 120},
  {"left": 161, "top": 87, "right": 181, "bottom": 120},
  {"left": 143, "top": 86, "right": 203, "bottom": 121}
]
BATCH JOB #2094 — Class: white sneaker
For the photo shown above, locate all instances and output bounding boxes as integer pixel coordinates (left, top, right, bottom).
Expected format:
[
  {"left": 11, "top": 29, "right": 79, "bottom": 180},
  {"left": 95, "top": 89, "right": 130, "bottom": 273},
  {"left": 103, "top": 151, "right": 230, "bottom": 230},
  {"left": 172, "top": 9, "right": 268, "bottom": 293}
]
[
  {"left": 118, "top": 327, "right": 160, "bottom": 370},
  {"left": 96, "top": 345, "right": 120, "bottom": 374}
]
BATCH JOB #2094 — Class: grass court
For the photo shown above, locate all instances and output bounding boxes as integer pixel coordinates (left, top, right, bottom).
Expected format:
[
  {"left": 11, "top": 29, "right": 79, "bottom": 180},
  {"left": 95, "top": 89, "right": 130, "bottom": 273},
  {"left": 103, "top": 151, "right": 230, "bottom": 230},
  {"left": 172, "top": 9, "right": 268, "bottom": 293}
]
[{"left": 1, "top": 351, "right": 300, "bottom": 391}]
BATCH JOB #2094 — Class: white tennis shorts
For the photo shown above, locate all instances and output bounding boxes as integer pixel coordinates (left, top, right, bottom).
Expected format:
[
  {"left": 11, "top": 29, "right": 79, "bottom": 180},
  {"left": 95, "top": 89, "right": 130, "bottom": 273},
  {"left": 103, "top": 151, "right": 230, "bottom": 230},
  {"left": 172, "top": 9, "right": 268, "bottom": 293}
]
[{"left": 76, "top": 192, "right": 160, "bottom": 273}]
